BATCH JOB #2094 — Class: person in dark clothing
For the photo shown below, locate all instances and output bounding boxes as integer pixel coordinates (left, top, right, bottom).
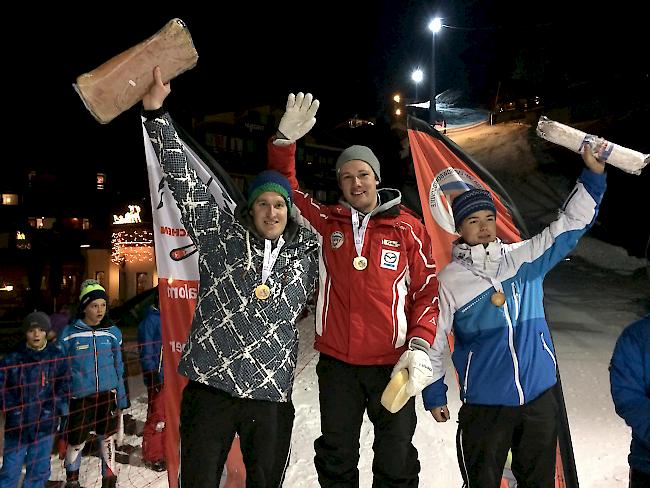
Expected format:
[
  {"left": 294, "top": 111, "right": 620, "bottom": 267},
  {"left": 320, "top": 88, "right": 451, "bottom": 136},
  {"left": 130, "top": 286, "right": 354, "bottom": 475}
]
[
  {"left": 0, "top": 311, "right": 70, "bottom": 488},
  {"left": 610, "top": 314, "right": 650, "bottom": 488},
  {"left": 138, "top": 293, "right": 166, "bottom": 472}
]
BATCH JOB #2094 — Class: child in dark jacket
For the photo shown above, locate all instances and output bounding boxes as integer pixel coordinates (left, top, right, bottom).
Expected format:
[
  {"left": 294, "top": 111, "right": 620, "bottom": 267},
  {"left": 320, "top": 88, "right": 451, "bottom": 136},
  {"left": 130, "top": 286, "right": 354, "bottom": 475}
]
[
  {"left": 137, "top": 294, "right": 166, "bottom": 472},
  {"left": 58, "top": 280, "right": 129, "bottom": 488},
  {"left": 0, "top": 311, "right": 70, "bottom": 488}
]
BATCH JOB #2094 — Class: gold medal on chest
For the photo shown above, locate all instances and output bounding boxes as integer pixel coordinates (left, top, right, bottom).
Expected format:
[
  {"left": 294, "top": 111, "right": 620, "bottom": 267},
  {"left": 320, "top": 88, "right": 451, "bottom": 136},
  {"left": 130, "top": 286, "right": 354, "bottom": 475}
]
[
  {"left": 353, "top": 256, "right": 368, "bottom": 271},
  {"left": 255, "top": 284, "right": 271, "bottom": 300},
  {"left": 491, "top": 291, "right": 506, "bottom": 307}
]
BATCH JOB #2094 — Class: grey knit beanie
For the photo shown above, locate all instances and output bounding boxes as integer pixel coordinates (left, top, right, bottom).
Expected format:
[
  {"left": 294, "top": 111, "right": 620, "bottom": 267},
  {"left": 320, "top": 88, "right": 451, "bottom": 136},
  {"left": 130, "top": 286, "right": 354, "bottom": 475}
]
[
  {"left": 23, "top": 311, "right": 51, "bottom": 333},
  {"left": 335, "top": 145, "right": 381, "bottom": 183}
]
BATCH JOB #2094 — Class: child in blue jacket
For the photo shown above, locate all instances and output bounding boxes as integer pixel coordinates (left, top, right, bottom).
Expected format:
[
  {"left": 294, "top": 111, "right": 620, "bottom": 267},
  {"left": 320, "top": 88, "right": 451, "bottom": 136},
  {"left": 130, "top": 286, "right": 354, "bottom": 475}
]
[
  {"left": 610, "top": 314, "right": 650, "bottom": 488},
  {"left": 0, "top": 311, "right": 70, "bottom": 488},
  {"left": 137, "top": 293, "right": 166, "bottom": 472},
  {"left": 59, "top": 280, "right": 129, "bottom": 488},
  {"left": 423, "top": 147, "right": 606, "bottom": 487}
]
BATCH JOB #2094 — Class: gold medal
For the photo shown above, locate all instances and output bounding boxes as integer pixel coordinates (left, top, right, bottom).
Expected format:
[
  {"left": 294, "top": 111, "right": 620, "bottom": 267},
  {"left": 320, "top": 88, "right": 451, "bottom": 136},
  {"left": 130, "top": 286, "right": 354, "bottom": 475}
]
[
  {"left": 491, "top": 291, "right": 506, "bottom": 307},
  {"left": 254, "top": 284, "right": 271, "bottom": 300},
  {"left": 353, "top": 256, "right": 368, "bottom": 271}
]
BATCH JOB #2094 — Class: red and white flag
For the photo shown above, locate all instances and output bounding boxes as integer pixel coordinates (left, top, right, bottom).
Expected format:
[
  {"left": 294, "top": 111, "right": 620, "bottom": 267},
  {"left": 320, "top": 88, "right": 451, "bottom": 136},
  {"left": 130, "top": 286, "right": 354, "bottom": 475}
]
[
  {"left": 142, "top": 120, "right": 244, "bottom": 488},
  {"left": 407, "top": 116, "right": 524, "bottom": 269}
]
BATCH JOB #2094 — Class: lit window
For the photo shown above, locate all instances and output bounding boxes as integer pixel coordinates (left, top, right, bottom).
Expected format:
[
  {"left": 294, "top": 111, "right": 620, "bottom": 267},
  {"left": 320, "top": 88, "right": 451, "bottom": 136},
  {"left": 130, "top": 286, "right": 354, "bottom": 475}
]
[
  {"left": 83, "top": 219, "right": 90, "bottom": 230},
  {"left": 97, "top": 173, "right": 106, "bottom": 190},
  {"left": 2, "top": 194, "right": 18, "bottom": 205}
]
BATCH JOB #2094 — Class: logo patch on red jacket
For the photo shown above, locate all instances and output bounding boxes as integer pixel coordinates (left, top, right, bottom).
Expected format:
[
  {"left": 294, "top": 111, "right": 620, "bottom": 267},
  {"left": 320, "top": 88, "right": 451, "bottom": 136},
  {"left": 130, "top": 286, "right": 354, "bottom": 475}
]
[
  {"left": 380, "top": 249, "right": 400, "bottom": 270},
  {"left": 331, "top": 231, "right": 344, "bottom": 249},
  {"left": 382, "top": 239, "right": 400, "bottom": 247}
]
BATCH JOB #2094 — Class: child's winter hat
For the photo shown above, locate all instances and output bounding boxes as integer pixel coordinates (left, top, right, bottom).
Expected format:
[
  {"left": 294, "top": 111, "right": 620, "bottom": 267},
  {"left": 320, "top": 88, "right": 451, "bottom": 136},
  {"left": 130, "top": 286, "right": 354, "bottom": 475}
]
[
  {"left": 79, "top": 279, "right": 109, "bottom": 310},
  {"left": 451, "top": 188, "right": 497, "bottom": 229},
  {"left": 23, "top": 311, "right": 51, "bottom": 333},
  {"left": 335, "top": 145, "right": 381, "bottom": 183},
  {"left": 247, "top": 170, "right": 293, "bottom": 210}
]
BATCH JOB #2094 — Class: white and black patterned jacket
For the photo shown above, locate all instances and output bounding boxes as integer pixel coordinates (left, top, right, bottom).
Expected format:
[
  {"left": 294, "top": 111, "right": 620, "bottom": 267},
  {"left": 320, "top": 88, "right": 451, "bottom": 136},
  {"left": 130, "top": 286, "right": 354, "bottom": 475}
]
[{"left": 144, "top": 111, "right": 318, "bottom": 402}]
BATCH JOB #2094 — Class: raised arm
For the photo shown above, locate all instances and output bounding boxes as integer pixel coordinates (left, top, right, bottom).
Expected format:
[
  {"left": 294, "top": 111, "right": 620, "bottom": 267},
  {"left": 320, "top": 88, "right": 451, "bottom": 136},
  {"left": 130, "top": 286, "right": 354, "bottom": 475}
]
[
  {"left": 142, "top": 66, "right": 230, "bottom": 246},
  {"left": 508, "top": 144, "right": 607, "bottom": 277},
  {"left": 268, "top": 92, "right": 329, "bottom": 235}
]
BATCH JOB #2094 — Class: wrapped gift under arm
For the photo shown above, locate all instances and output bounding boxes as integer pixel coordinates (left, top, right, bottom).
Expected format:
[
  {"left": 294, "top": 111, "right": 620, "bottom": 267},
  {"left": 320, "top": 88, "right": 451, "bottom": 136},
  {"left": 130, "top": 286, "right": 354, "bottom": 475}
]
[{"left": 536, "top": 116, "right": 648, "bottom": 175}]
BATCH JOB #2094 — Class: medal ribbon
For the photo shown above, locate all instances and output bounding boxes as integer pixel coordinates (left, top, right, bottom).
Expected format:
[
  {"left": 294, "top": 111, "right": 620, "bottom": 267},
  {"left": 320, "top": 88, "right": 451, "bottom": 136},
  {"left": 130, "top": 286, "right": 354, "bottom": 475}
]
[
  {"left": 351, "top": 209, "right": 372, "bottom": 258},
  {"left": 261, "top": 236, "right": 285, "bottom": 284}
]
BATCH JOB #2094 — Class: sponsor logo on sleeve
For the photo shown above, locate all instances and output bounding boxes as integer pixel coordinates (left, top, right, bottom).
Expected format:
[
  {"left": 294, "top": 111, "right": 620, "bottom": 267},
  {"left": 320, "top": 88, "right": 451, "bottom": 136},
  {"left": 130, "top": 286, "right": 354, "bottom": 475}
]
[{"left": 331, "top": 231, "right": 344, "bottom": 250}]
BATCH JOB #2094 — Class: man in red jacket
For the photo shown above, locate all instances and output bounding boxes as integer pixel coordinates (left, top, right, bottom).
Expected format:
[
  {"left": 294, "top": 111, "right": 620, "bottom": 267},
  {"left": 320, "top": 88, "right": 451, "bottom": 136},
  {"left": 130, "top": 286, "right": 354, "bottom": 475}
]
[{"left": 268, "top": 93, "right": 439, "bottom": 487}]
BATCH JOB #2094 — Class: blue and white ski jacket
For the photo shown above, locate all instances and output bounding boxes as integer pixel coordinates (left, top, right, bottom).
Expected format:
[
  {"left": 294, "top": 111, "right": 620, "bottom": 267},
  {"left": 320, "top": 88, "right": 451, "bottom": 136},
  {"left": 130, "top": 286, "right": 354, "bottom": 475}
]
[
  {"left": 423, "top": 169, "right": 606, "bottom": 409},
  {"left": 59, "top": 319, "right": 128, "bottom": 409},
  {"left": 610, "top": 314, "right": 650, "bottom": 475}
]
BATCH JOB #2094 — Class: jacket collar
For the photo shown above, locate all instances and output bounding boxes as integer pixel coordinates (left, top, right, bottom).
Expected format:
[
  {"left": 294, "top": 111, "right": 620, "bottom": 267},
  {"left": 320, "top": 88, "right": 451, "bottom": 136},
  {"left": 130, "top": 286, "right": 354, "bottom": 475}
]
[{"left": 452, "top": 238, "right": 504, "bottom": 277}]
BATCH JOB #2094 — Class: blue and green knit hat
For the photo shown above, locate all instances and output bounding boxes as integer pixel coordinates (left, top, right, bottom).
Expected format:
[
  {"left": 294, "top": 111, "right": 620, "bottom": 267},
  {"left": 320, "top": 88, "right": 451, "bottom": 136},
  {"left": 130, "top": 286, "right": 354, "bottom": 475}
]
[
  {"left": 247, "top": 170, "right": 293, "bottom": 211},
  {"left": 79, "top": 279, "right": 109, "bottom": 311}
]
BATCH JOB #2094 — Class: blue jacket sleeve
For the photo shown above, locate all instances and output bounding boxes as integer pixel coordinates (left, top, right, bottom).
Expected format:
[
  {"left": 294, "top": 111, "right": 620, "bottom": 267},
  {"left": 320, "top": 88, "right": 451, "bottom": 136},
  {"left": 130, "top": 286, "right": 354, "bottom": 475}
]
[
  {"left": 54, "top": 346, "right": 71, "bottom": 417},
  {"left": 422, "top": 377, "right": 449, "bottom": 411},
  {"left": 610, "top": 318, "right": 650, "bottom": 446},
  {"left": 509, "top": 169, "right": 607, "bottom": 279},
  {"left": 112, "top": 327, "right": 129, "bottom": 410}
]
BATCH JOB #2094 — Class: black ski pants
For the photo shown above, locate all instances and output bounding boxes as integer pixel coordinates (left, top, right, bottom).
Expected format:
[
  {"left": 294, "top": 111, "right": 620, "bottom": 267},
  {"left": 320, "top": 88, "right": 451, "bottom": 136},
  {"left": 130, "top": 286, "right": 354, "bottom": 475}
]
[
  {"left": 314, "top": 354, "right": 419, "bottom": 488},
  {"left": 179, "top": 381, "right": 294, "bottom": 488},
  {"left": 457, "top": 387, "right": 558, "bottom": 488}
]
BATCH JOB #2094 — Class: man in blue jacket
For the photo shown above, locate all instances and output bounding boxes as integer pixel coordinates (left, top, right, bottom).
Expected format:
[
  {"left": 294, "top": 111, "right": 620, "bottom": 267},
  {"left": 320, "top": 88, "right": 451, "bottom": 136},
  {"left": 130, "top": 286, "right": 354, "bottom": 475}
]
[
  {"left": 59, "top": 280, "right": 129, "bottom": 488},
  {"left": 423, "top": 147, "right": 606, "bottom": 487},
  {"left": 0, "top": 311, "right": 70, "bottom": 488},
  {"left": 610, "top": 314, "right": 650, "bottom": 488}
]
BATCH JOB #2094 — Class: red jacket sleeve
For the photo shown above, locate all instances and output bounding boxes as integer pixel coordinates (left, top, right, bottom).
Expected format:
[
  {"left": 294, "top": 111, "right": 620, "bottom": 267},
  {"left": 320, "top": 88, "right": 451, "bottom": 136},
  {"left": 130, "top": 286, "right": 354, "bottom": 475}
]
[
  {"left": 403, "top": 215, "right": 439, "bottom": 346},
  {"left": 267, "top": 139, "right": 330, "bottom": 236}
]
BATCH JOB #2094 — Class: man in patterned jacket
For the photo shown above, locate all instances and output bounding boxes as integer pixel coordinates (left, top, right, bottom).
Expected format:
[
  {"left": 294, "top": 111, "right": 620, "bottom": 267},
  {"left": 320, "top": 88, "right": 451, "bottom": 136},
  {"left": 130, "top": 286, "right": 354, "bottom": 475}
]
[
  {"left": 268, "top": 93, "right": 439, "bottom": 487},
  {"left": 142, "top": 67, "right": 319, "bottom": 488}
]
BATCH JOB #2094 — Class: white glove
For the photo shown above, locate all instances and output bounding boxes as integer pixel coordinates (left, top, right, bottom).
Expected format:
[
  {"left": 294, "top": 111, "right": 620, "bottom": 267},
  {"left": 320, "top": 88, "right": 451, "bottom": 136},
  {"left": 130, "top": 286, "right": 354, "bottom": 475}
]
[
  {"left": 274, "top": 92, "right": 319, "bottom": 146},
  {"left": 391, "top": 337, "right": 434, "bottom": 397}
]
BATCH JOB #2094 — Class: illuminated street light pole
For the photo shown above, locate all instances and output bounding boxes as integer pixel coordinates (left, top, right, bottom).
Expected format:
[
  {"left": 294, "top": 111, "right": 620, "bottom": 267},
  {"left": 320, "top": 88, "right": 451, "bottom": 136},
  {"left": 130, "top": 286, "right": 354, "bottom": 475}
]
[
  {"left": 428, "top": 17, "right": 442, "bottom": 124},
  {"left": 411, "top": 68, "right": 423, "bottom": 102}
]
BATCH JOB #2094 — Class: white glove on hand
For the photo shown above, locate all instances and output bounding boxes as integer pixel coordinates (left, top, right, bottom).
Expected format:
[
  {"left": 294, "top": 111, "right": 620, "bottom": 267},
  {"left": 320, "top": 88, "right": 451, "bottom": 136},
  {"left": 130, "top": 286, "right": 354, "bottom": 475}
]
[
  {"left": 391, "top": 337, "right": 434, "bottom": 398},
  {"left": 274, "top": 92, "right": 319, "bottom": 146}
]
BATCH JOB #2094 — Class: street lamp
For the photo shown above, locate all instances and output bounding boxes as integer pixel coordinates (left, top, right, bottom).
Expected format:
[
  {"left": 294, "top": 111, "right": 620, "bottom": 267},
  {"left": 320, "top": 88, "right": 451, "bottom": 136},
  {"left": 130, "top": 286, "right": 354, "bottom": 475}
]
[
  {"left": 428, "top": 17, "right": 442, "bottom": 124},
  {"left": 411, "top": 68, "right": 423, "bottom": 101}
]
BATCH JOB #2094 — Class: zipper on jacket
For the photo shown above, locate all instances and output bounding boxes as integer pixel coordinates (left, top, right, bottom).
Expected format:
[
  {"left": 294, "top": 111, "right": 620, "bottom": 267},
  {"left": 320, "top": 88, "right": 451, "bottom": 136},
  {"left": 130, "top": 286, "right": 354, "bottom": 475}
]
[
  {"left": 511, "top": 282, "right": 520, "bottom": 321},
  {"left": 92, "top": 331, "right": 100, "bottom": 393},
  {"left": 503, "top": 301, "right": 525, "bottom": 405},
  {"left": 540, "top": 333, "right": 557, "bottom": 369},
  {"left": 483, "top": 251, "right": 488, "bottom": 270},
  {"left": 463, "top": 351, "right": 473, "bottom": 401}
]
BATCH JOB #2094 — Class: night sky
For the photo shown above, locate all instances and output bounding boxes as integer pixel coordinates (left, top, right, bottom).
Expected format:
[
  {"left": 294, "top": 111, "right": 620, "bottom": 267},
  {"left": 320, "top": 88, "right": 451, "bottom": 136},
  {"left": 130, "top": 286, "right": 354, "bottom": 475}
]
[{"left": 8, "top": 2, "right": 647, "bottom": 182}]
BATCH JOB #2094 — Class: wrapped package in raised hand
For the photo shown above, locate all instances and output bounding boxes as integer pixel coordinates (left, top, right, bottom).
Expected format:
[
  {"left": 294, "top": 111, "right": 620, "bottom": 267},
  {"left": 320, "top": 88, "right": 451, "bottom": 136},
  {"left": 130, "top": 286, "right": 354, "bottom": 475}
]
[
  {"left": 74, "top": 18, "right": 198, "bottom": 124},
  {"left": 536, "top": 116, "right": 648, "bottom": 175}
]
